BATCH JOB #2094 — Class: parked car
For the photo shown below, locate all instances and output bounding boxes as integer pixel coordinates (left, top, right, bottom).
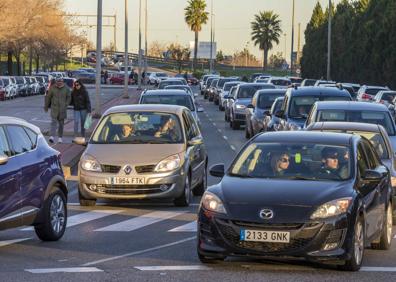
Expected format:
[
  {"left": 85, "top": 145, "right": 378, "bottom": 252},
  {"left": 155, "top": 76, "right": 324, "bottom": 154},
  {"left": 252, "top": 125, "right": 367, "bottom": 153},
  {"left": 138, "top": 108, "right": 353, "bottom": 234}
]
[
  {"left": 76, "top": 104, "right": 207, "bottom": 207},
  {"left": 306, "top": 121, "right": 396, "bottom": 222},
  {"left": 305, "top": 101, "right": 396, "bottom": 151},
  {"left": 0, "top": 116, "right": 68, "bottom": 240},
  {"left": 219, "top": 81, "right": 244, "bottom": 111},
  {"left": 357, "top": 85, "right": 389, "bottom": 102},
  {"left": 228, "top": 83, "right": 277, "bottom": 130},
  {"left": 75, "top": 72, "right": 96, "bottom": 84},
  {"left": 275, "top": 87, "right": 352, "bottom": 131},
  {"left": 0, "top": 80, "right": 6, "bottom": 101},
  {"left": 158, "top": 78, "right": 186, "bottom": 89},
  {"left": 266, "top": 77, "right": 292, "bottom": 89},
  {"left": 15, "top": 76, "right": 28, "bottom": 96},
  {"left": 63, "top": 78, "right": 76, "bottom": 90},
  {"left": 139, "top": 90, "right": 202, "bottom": 127},
  {"left": 0, "top": 77, "right": 16, "bottom": 99},
  {"left": 199, "top": 131, "right": 393, "bottom": 271},
  {"left": 261, "top": 96, "right": 284, "bottom": 132},
  {"left": 35, "top": 76, "right": 46, "bottom": 94},
  {"left": 245, "top": 89, "right": 287, "bottom": 138},
  {"left": 109, "top": 73, "right": 134, "bottom": 85}
]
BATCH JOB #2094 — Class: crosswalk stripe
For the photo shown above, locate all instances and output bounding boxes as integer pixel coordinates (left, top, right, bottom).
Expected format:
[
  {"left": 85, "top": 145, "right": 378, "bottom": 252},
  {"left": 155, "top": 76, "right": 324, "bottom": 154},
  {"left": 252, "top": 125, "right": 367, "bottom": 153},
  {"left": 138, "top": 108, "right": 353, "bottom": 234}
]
[
  {"left": 20, "top": 210, "right": 124, "bottom": 231},
  {"left": 95, "top": 211, "right": 184, "bottom": 232},
  {"left": 25, "top": 267, "right": 103, "bottom": 274},
  {"left": 135, "top": 265, "right": 210, "bottom": 271},
  {"left": 0, "top": 238, "right": 30, "bottom": 248},
  {"left": 168, "top": 221, "right": 197, "bottom": 232}
]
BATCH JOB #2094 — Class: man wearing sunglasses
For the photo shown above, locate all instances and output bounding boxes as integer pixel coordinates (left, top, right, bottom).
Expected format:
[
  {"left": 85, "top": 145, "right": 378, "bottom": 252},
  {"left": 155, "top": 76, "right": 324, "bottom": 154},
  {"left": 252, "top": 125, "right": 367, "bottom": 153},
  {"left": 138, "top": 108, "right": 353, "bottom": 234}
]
[{"left": 320, "top": 147, "right": 341, "bottom": 179}]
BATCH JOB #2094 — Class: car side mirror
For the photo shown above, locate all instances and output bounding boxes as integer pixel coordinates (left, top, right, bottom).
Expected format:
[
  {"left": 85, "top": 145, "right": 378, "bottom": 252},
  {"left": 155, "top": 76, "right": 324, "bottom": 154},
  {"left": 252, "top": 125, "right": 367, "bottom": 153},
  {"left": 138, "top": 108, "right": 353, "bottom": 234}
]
[
  {"left": 264, "top": 110, "right": 271, "bottom": 116},
  {"left": 187, "top": 137, "right": 203, "bottom": 146},
  {"left": 0, "top": 154, "right": 9, "bottom": 165},
  {"left": 275, "top": 110, "right": 284, "bottom": 118},
  {"left": 209, "top": 164, "right": 225, "bottom": 178},
  {"left": 73, "top": 137, "right": 87, "bottom": 146},
  {"left": 362, "top": 169, "right": 382, "bottom": 181}
]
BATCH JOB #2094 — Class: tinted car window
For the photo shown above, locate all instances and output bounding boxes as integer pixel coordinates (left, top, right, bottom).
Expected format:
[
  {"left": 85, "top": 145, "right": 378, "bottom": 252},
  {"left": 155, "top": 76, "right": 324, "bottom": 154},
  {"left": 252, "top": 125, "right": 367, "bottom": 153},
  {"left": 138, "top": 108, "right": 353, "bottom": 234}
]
[
  {"left": 317, "top": 110, "right": 395, "bottom": 136},
  {"left": 271, "top": 79, "right": 291, "bottom": 86},
  {"left": 271, "top": 98, "right": 284, "bottom": 114},
  {"left": 366, "top": 88, "right": 384, "bottom": 95},
  {"left": 257, "top": 93, "right": 284, "bottom": 109},
  {"left": 357, "top": 144, "right": 369, "bottom": 177},
  {"left": 141, "top": 95, "right": 195, "bottom": 111},
  {"left": 218, "top": 78, "right": 238, "bottom": 88},
  {"left": 159, "top": 80, "right": 184, "bottom": 89},
  {"left": 0, "top": 127, "right": 11, "bottom": 156},
  {"left": 289, "top": 96, "right": 351, "bottom": 118},
  {"left": 24, "top": 127, "right": 38, "bottom": 148},
  {"left": 223, "top": 82, "right": 239, "bottom": 91},
  {"left": 7, "top": 125, "right": 34, "bottom": 154},
  {"left": 237, "top": 85, "right": 275, "bottom": 99}
]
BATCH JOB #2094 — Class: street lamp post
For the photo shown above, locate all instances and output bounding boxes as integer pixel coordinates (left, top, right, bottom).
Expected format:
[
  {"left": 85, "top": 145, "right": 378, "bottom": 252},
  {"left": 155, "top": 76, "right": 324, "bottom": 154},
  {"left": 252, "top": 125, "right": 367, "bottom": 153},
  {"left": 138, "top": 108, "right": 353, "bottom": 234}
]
[
  {"left": 94, "top": 0, "right": 103, "bottom": 117},
  {"left": 144, "top": 0, "right": 148, "bottom": 74},
  {"left": 138, "top": 0, "right": 142, "bottom": 90},
  {"left": 327, "top": 0, "right": 332, "bottom": 81},
  {"left": 209, "top": 0, "right": 213, "bottom": 73},
  {"left": 290, "top": 0, "right": 295, "bottom": 75},
  {"left": 123, "top": 0, "right": 129, "bottom": 99}
]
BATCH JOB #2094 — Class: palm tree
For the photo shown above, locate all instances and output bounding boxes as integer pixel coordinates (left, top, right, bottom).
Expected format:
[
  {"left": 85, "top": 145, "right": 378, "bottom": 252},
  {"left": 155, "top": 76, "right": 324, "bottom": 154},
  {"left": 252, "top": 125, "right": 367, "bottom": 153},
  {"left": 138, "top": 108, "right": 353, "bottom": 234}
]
[
  {"left": 251, "top": 11, "right": 282, "bottom": 70},
  {"left": 184, "top": 0, "right": 209, "bottom": 72}
]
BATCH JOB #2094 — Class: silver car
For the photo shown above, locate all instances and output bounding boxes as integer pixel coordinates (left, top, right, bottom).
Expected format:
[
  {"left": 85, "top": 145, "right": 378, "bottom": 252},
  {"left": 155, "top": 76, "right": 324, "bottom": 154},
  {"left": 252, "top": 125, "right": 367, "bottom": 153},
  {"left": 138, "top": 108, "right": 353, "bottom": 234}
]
[{"left": 76, "top": 104, "right": 207, "bottom": 207}]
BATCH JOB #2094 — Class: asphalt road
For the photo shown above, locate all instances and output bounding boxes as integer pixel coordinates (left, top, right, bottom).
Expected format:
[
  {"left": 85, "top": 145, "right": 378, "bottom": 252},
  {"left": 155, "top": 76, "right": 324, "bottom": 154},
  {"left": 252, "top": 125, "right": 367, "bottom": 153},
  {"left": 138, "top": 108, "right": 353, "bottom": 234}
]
[{"left": 1, "top": 87, "right": 396, "bottom": 281}]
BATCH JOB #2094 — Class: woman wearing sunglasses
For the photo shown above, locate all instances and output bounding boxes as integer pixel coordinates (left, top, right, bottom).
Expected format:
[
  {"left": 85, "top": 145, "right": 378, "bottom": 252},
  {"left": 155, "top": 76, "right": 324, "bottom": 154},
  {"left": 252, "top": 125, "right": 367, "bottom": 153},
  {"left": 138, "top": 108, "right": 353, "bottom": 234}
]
[
  {"left": 71, "top": 80, "right": 91, "bottom": 137},
  {"left": 270, "top": 152, "right": 290, "bottom": 177}
]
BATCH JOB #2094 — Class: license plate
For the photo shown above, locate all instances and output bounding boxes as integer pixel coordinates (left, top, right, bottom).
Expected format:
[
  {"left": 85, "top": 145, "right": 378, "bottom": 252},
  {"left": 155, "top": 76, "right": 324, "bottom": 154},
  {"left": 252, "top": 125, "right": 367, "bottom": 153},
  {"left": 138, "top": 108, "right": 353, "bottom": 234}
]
[
  {"left": 111, "top": 177, "right": 145, "bottom": 185},
  {"left": 240, "top": 229, "right": 290, "bottom": 243}
]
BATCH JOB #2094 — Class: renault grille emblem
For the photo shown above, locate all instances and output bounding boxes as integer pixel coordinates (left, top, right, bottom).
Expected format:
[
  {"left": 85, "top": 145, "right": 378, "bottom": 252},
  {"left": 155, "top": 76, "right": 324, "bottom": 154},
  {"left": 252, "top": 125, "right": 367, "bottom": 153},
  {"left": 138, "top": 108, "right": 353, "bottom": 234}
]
[
  {"left": 259, "top": 209, "right": 274, "bottom": 219},
  {"left": 124, "top": 165, "right": 132, "bottom": 175}
]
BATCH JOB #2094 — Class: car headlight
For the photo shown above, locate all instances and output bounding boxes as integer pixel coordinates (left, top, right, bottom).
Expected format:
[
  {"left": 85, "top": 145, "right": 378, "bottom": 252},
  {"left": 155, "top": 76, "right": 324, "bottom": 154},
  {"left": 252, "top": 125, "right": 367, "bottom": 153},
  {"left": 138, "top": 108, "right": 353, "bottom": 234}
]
[
  {"left": 81, "top": 154, "right": 102, "bottom": 172},
  {"left": 311, "top": 198, "right": 352, "bottom": 219},
  {"left": 200, "top": 191, "right": 226, "bottom": 214},
  {"left": 289, "top": 123, "right": 301, "bottom": 131},
  {"left": 154, "top": 154, "right": 181, "bottom": 172},
  {"left": 236, "top": 104, "right": 246, "bottom": 110}
]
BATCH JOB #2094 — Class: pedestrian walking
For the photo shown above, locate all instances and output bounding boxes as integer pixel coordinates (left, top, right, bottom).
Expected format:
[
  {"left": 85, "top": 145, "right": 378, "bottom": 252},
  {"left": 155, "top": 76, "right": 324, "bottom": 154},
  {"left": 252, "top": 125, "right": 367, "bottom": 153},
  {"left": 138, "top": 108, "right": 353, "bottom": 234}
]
[
  {"left": 71, "top": 80, "right": 91, "bottom": 138},
  {"left": 44, "top": 77, "right": 71, "bottom": 144},
  {"left": 104, "top": 70, "right": 109, "bottom": 84}
]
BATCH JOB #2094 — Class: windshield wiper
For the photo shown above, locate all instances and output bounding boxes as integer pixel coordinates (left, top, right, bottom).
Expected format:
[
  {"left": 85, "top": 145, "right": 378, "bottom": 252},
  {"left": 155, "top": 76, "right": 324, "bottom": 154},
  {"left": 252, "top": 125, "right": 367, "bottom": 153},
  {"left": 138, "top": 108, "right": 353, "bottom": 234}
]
[
  {"left": 286, "top": 176, "right": 318, "bottom": 181},
  {"left": 228, "top": 173, "right": 255, "bottom": 178}
]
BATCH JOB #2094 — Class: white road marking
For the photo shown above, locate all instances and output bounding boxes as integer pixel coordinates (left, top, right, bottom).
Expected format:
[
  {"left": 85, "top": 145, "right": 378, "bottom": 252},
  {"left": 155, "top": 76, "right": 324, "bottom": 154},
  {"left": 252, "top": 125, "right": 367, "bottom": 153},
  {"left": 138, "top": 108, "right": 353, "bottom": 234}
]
[
  {"left": 212, "top": 122, "right": 216, "bottom": 126},
  {"left": 83, "top": 236, "right": 196, "bottom": 266},
  {"left": 230, "top": 145, "right": 236, "bottom": 151},
  {"left": 168, "top": 221, "right": 197, "bottom": 232},
  {"left": 25, "top": 267, "right": 103, "bottom": 274},
  {"left": 95, "top": 211, "right": 184, "bottom": 232},
  {"left": 0, "top": 238, "right": 30, "bottom": 248},
  {"left": 31, "top": 118, "right": 51, "bottom": 123},
  {"left": 217, "top": 129, "right": 222, "bottom": 133},
  {"left": 135, "top": 265, "right": 210, "bottom": 271},
  {"left": 21, "top": 210, "right": 123, "bottom": 231},
  {"left": 360, "top": 267, "right": 396, "bottom": 272},
  {"left": 223, "top": 135, "right": 228, "bottom": 140}
]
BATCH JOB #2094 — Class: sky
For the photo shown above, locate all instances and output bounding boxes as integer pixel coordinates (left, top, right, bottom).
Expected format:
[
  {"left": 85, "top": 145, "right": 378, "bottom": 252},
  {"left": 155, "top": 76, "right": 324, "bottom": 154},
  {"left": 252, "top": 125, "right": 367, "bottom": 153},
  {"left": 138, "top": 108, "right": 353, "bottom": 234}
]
[{"left": 63, "top": 0, "right": 341, "bottom": 62}]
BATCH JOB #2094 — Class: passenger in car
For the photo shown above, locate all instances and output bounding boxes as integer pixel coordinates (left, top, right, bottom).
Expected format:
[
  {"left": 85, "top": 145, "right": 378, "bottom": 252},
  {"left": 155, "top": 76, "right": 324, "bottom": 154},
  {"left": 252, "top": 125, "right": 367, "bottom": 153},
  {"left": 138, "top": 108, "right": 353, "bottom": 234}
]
[
  {"left": 269, "top": 152, "right": 290, "bottom": 177},
  {"left": 114, "top": 122, "right": 137, "bottom": 141},
  {"left": 320, "top": 148, "right": 341, "bottom": 179},
  {"left": 155, "top": 117, "right": 179, "bottom": 141}
]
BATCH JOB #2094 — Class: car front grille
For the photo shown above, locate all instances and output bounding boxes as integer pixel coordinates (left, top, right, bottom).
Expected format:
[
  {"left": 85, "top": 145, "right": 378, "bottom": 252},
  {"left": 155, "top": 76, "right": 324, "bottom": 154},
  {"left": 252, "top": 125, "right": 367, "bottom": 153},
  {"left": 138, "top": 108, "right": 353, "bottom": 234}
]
[
  {"left": 235, "top": 114, "right": 246, "bottom": 120},
  {"left": 215, "top": 219, "right": 321, "bottom": 254},
  {"left": 101, "top": 164, "right": 121, "bottom": 173},
  {"left": 135, "top": 165, "right": 156, "bottom": 174},
  {"left": 87, "top": 184, "right": 172, "bottom": 195}
]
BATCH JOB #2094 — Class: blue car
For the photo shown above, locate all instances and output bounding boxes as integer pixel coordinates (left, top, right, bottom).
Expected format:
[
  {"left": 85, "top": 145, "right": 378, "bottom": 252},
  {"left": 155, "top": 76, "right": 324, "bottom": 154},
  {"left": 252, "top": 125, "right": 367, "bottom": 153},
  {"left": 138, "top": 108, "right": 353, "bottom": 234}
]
[{"left": 0, "top": 117, "right": 68, "bottom": 241}]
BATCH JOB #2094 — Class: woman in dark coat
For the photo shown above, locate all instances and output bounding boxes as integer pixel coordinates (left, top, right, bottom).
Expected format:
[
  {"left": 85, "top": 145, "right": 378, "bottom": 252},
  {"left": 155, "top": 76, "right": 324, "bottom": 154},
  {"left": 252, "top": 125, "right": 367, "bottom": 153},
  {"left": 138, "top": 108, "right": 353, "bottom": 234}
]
[{"left": 71, "top": 79, "right": 91, "bottom": 137}]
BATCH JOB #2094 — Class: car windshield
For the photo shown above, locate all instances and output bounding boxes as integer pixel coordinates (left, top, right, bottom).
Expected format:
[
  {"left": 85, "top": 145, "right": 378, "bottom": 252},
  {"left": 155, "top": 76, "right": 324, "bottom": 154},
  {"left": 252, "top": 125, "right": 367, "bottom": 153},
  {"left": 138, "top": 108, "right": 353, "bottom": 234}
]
[
  {"left": 218, "top": 78, "right": 237, "bottom": 88},
  {"left": 289, "top": 96, "right": 350, "bottom": 118},
  {"left": 257, "top": 93, "right": 284, "bottom": 109},
  {"left": 206, "top": 78, "right": 216, "bottom": 86},
  {"left": 140, "top": 95, "right": 195, "bottom": 111},
  {"left": 210, "top": 79, "right": 219, "bottom": 87},
  {"left": 366, "top": 88, "right": 385, "bottom": 95},
  {"left": 165, "top": 86, "right": 191, "bottom": 93},
  {"left": 303, "top": 79, "right": 316, "bottom": 86},
  {"left": 159, "top": 80, "right": 184, "bottom": 89},
  {"left": 229, "top": 143, "right": 352, "bottom": 181},
  {"left": 271, "top": 79, "right": 291, "bottom": 86},
  {"left": 317, "top": 110, "right": 396, "bottom": 136},
  {"left": 92, "top": 112, "right": 183, "bottom": 144},
  {"left": 157, "top": 73, "right": 167, "bottom": 77},
  {"left": 223, "top": 82, "right": 239, "bottom": 91},
  {"left": 237, "top": 85, "right": 274, "bottom": 99},
  {"left": 272, "top": 99, "right": 284, "bottom": 114}
]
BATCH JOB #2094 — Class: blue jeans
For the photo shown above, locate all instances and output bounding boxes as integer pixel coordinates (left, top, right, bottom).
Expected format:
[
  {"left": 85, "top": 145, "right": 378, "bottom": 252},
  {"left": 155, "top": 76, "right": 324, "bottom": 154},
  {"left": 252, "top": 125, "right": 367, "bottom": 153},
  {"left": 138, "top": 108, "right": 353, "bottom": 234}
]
[{"left": 74, "top": 110, "right": 88, "bottom": 137}]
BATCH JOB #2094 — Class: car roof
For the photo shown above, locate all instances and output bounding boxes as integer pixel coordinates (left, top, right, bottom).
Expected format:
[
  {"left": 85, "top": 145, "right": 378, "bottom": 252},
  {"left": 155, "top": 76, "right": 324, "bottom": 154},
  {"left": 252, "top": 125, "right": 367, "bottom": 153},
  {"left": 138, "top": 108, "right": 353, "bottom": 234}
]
[
  {"left": 289, "top": 87, "right": 351, "bottom": 97},
  {"left": 307, "top": 122, "right": 382, "bottom": 133},
  {"left": 362, "top": 85, "right": 388, "bottom": 89},
  {"left": 0, "top": 116, "right": 41, "bottom": 134},
  {"left": 239, "top": 83, "right": 273, "bottom": 87},
  {"left": 314, "top": 101, "right": 388, "bottom": 111},
  {"left": 254, "top": 131, "right": 356, "bottom": 146},
  {"left": 142, "top": 90, "right": 190, "bottom": 96},
  {"left": 162, "top": 78, "right": 184, "bottom": 81},
  {"left": 256, "top": 89, "right": 287, "bottom": 94},
  {"left": 104, "top": 104, "right": 186, "bottom": 116}
]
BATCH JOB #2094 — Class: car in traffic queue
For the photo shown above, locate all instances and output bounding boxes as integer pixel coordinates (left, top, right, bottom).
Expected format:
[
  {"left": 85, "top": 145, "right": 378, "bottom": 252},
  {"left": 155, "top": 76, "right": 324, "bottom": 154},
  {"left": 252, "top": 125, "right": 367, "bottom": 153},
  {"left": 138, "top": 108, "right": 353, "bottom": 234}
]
[
  {"left": 148, "top": 72, "right": 168, "bottom": 85},
  {"left": 109, "top": 73, "right": 134, "bottom": 85},
  {"left": 76, "top": 104, "right": 207, "bottom": 207},
  {"left": 305, "top": 101, "right": 396, "bottom": 151},
  {"left": 266, "top": 77, "right": 292, "bottom": 89},
  {"left": 314, "top": 80, "right": 336, "bottom": 87},
  {"left": 250, "top": 73, "right": 271, "bottom": 82},
  {"left": 203, "top": 76, "right": 219, "bottom": 99},
  {"left": 175, "top": 73, "right": 198, "bottom": 86},
  {"left": 275, "top": 87, "right": 352, "bottom": 131},
  {"left": 225, "top": 86, "right": 238, "bottom": 122},
  {"left": 374, "top": 90, "right": 396, "bottom": 107},
  {"left": 219, "top": 81, "right": 244, "bottom": 111},
  {"left": 139, "top": 89, "right": 202, "bottom": 127},
  {"left": 0, "top": 116, "right": 68, "bottom": 241},
  {"left": 301, "top": 79, "right": 317, "bottom": 87},
  {"left": 245, "top": 89, "right": 287, "bottom": 139},
  {"left": 164, "top": 85, "right": 195, "bottom": 100},
  {"left": 158, "top": 78, "right": 187, "bottom": 89},
  {"left": 306, "top": 121, "right": 396, "bottom": 222},
  {"left": 357, "top": 85, "right": 389, "bottom": 102},
  {"left": 212, "top": 77, "right": 239, "bottom": 105},
  {"left": 261, "top": 96, "right": 284, "bottom": 132},
  {"left": 200, "top": 75, "right": 219, "bottom": 95},
  {"left": 207, "top": 78, "right": 220, "bottom": 102},
  {"left": 228, "top": 83, "right": 277, "bottom": 130},
  {"left": 197, "top": 131, "right": 393, "bottom": 271}
]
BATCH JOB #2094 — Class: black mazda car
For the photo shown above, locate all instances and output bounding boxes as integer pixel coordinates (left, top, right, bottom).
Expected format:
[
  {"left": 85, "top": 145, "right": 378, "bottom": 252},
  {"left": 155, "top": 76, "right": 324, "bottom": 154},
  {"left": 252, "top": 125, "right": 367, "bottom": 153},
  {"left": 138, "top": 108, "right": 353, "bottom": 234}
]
[{"left": 197, "top": 131, "right": 393, "bottom": 271}]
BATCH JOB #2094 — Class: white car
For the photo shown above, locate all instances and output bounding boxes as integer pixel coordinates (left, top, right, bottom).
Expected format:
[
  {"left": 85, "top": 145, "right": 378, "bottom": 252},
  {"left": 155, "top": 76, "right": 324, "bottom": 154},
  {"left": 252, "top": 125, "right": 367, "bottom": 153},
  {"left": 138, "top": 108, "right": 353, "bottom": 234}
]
[
  {"left": 149, "top": 72, "right": 168, "bottom": 85},
  {"left": 266, "top": 77, "right": 292, "bottom": 89},
  {"left": 0, "top": 77, "right": 16, "bottom": 99}
]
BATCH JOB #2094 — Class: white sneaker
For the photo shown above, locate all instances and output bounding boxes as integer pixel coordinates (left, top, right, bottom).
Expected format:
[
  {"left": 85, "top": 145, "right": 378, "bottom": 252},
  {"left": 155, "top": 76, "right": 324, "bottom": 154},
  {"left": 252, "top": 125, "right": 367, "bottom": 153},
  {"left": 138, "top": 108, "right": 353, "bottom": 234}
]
[
  {"left": 48, "top": 136, "right": 54, "bottom": 144},
  {"left": 58, "top": 137, "right": 63, "bottom": 143}
]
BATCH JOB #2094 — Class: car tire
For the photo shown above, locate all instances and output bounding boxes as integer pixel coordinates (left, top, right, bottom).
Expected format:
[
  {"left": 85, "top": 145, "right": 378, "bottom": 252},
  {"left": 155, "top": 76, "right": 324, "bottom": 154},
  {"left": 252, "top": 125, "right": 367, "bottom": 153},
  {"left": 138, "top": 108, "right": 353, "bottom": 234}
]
[
  {"left": 209, "top": 96, "right": 213, "bottom": 102},
  {"left": 225, "top": 112, "right": 229, "bottom": 122},
  {"left": 198, "top": 250, "right": 226, "bottom": 264},
  {"left": 174, "top": 175, "right": 191, "bottom": 207},
  {"left": 245, "top": 125, "right": 251, "bottom": 139},
  {"left": 371, "top": 203, "right": 392, "bottom": 250},
  {"left": 204, "top": 93, "right": 208, "bottom": 99},
  {"left": 214, "top": 99, "right": 219, "bottom": 105},
  {"left": 338, "top": 217, "right": 364, "bottom": 271},
  {"left": 232, "top": 120, "right": 240, "bottom": 130},
  {"left": 34, "top": 186, "right": 67, "bottom": 241},
  {"left": 78, "top": 190, "right": 96, "bottom": 206},
  {"left": 193, "top": 165, "right": 207, "bottom": 196}
]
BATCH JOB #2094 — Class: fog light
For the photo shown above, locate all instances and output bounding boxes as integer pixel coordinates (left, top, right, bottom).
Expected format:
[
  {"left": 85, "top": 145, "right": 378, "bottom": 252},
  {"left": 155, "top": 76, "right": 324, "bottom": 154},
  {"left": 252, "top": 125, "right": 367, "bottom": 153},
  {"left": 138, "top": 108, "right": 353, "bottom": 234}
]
[
  {"left": 89, "top": 184, "right": 97, "bottom": 190},
  {"left": 159, "top": 184, "right": 169, "bottom": 192},
  {"left": 323, "top": 243, "right": 338, "bottom": 251}
]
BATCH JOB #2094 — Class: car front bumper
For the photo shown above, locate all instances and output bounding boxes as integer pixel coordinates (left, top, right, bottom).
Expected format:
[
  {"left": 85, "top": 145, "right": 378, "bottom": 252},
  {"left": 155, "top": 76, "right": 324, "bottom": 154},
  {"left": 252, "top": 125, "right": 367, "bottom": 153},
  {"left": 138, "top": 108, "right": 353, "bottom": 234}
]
[{"left": 197, "top": 209, "right": 352, "bottom": 264}]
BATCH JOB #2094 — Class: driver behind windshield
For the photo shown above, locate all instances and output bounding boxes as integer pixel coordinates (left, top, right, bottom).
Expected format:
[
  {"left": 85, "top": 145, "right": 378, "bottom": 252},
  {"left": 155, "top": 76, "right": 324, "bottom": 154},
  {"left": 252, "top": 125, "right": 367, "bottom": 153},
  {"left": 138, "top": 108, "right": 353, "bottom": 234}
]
[
  {"left": 320, "top": 148, "right": 341, "bottom": 179},
  {"left": 269, "top": 152, "right": 290, "bottom": 176},
  {"left": 155, "top": 117, "right": 180, "bottom": 141}
]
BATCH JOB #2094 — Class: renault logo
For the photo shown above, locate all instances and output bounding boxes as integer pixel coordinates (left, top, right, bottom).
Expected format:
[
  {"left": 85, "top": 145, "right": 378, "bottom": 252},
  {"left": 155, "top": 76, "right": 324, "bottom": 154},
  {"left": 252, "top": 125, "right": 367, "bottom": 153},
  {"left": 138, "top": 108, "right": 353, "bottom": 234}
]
[
  {"left": 124, "top": 165, "right": 132, "bottom": 175},
  {"left": 259, "top": 209, "right": 274, "bottom": 219}
]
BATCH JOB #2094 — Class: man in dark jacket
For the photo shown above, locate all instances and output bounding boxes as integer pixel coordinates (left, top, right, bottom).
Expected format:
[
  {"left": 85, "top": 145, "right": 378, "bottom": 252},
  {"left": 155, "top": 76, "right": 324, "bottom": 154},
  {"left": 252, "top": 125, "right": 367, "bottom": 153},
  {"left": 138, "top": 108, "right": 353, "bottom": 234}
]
[{"left": 44, "top": 77, "right": 71, "bottom": 143}]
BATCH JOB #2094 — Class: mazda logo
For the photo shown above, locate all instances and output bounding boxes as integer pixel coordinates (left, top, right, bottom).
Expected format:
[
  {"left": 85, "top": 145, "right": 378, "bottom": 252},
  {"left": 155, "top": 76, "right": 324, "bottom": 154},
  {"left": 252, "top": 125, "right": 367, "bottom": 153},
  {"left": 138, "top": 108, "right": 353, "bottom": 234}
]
[
  {"left": 124, "top": 165, "right": 132, "bottom": 175},
  {"left": 259, "top": 209, "right": 274, "bottom": 219}
]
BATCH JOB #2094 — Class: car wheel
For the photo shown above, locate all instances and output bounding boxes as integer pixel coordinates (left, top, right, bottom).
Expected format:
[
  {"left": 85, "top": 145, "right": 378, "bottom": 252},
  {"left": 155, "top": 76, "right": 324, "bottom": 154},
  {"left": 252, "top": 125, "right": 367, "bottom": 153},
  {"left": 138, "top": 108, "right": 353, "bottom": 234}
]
[
  {"left": 214, "top": 99, "right": 219, "bottom": 105},
  {"left": 225, "top": 112, "right": 229, "bottom": 121},
  {"left": 245, "top": 125, "right": 251, "bottom": 139},
  {"left": 232, "top": 120, "right": 240, "bottom": 130},
  {"left": 197, "top": 247, "right": 226, "bottom": 264},
  {"left": 204, "top": 93, "right": 208, "bottom": 99},
  {"left": 208, "top": 96, "right": 213, "bottom": 102},
  {"left": 78, "top": 190, "right": 96, "bottom": 206},
  {"left": 34, "top": 186, "right": 67, "bottom": 241},
  {"left": 339, "top": 217, "right": 364, "bottom": 271},
  {"left": 371, "top": 203, "right": 392, "bottom": 250},
  {"left": 174, "top": 175, "right": 191, "bottom": 207},
  {"left": 193, "top": 164, "right": 207, "bottom": 196}
]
